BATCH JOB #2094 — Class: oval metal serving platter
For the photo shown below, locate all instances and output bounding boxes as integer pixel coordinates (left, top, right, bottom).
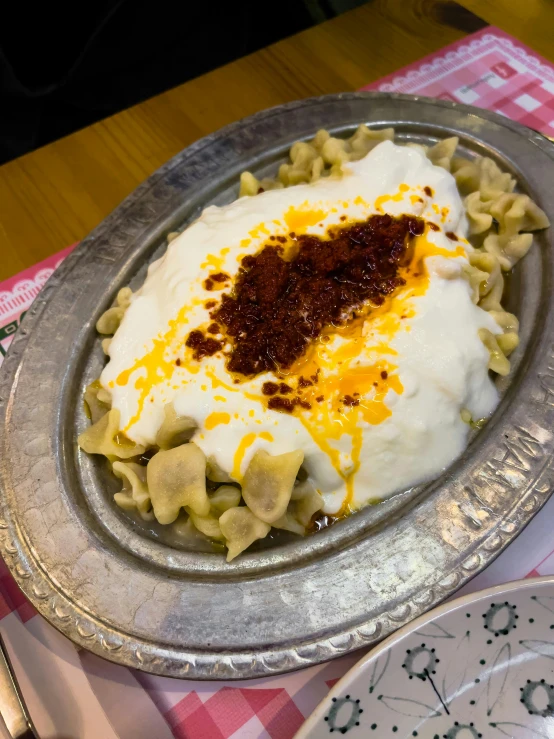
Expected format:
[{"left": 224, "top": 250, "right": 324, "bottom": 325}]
[{"left": 1, "top": 93, "right": 554, "bottom": 680}]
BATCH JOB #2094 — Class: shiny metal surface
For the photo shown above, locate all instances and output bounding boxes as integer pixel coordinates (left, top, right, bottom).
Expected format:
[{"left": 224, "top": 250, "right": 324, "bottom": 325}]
[
  {"left": 0, "top": 636, "right": 38, "bottom": 738},
  {"left": 0, "top": 93, "right": 553, "bottom": 679}
]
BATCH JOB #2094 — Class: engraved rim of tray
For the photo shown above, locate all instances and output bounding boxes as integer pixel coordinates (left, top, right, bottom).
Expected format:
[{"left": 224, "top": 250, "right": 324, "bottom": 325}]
[{"left": 0, "top": 92, "right": 553, "bottom": 679}]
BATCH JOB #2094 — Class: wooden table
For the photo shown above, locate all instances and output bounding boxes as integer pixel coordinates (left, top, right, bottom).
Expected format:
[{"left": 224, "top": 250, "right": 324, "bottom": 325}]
[{"left": 0, "top": 0, "right": 552, "bottom": 281}]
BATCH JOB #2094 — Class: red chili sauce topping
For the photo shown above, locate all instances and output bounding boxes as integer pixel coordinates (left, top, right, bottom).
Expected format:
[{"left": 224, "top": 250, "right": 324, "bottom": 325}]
[
  {"left": 203, "top": 272, "right": 230, "bottom": 291},
  {"left": 186, "top": 214, "right": 425, "bottom": 376},
  {"left": 186, "top": 330, "right": 224, "bottom": 361}
]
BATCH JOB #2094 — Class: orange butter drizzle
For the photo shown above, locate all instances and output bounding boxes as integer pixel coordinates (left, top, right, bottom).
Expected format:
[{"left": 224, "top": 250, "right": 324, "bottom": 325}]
[
  {"left": 374, "top": 183, "right": 410, "bottom": 213},
  {"left": 204, "top": 412, "right": 231, "bottom": 430},
  {"left": 115, "top": 302, "right": 192, "bottom": 431},
  {"left": 232, "top": 431, "right": 274, "bottom": 481}
]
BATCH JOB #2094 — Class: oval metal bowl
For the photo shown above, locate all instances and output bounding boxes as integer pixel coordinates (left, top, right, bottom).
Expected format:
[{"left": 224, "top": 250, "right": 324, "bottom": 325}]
[{"left": 1, "top": 93, "right": 553, "bottom": 679}]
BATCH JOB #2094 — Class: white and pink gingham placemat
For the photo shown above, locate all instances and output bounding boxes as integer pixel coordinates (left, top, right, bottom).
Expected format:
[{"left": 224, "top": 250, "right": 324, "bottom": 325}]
[
  {"left": 1, "top": 25, "right": 554, "bottom": 739},
  {"left": 362, "top": 25, "right": 554, "bottom": 131}
]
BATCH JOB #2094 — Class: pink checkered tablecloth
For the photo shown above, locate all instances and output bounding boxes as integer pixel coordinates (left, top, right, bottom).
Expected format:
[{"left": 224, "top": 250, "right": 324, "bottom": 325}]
[
  {"left": 1, "top": 25, "right": 554, "bottom": 739},
  {"left": 362, "top": 25, "right": 554, "bottom": 132}
]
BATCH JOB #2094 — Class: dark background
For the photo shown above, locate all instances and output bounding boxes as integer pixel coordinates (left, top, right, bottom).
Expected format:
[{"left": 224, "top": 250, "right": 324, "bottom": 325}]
[{"left": 0, "top": 0, "right": 368, "bottom": 166}]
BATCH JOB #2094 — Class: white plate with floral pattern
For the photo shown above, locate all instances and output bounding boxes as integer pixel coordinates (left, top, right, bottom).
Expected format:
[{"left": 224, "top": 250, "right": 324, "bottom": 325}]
[{"left": 297, "top": 576, "right": 554, "bottom": 739}]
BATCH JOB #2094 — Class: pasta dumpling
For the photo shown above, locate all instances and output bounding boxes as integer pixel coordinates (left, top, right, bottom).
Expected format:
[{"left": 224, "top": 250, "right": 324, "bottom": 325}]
[
  {"left": 78, "top": 408, "right": 145, "bottom": 459},
  {"left": 155, "top": 405, "right": 196, "bottom": 450},
  {"left": 483, "top": 232, "right": 533, "bottom": 272},
  {"left": 425, "top": 136, "right": 459, "bottom": 171},
  {"left": 112, "top": 461, "right": 153, "bottom": 521},
  {"left": 464, "top": 192, "right": 494, "bottom": 235},
  {"left": 272, "top": 482, "right": 324, "bottom": 534},
  {"left": 478, "top": 328, "right": 511, "bottom": 376},
  {"left": 147, "top": 443, "right": 210, "bottom": 524},
  {"left": 451, "top": 155, "right": 515, "bottom": 199},
  {"left": 272, "top": 512, "right": 306, "bottom": 536},
  {"left": 489, "top": 192, "right": 550, "bottom": 236},
  {"left": 241, "top": 449, "right": 304, "bottom": 524},
  {"left": 206, "top": 457, "right": 234, "bottom": 483},
  {"left": 84, "top": 381, "right": 111, "bottom": 424},
  {"left": 96, "top": 306, "right": 125, "bottom": 335},
  {"left": 289, "top": 482, "right": 325, "bottom": 527},
  {"left": 208, "top": 485, "right": 242, "bottom": 514},
  {"left": 186, "top": 509, "right": 224, "bottom": 541},
  {"left": 219, "top": 507, "right": 271, "bottom": 562}
]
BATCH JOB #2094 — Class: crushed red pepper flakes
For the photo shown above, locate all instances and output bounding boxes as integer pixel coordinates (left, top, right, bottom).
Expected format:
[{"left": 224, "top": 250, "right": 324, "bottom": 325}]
[
  {"left": 268, "top": 396, "right": 311, "bottom": 413},
  {"left": 298, "top": 376, "right": 313, "bottom": 388},
  {"left": 279, "top": 382, "right": 292, "bottom": 394},
  {"left": 380, "top": 370, "right": 388, "bottom": 380},
  {"left": 212, "top": 272, "right": 230, "bottom": 282},
  {"left": 175, "top": 358, "right": 181, "bottom": 366},
  {"left": 445, "top": 231, "right": 458, "bottom": 241},
  {"left": 204, "top": 273, "right": 230, "bottom": 291},
  {"left": 428, "top": 222, "right": 440, "bottom": 232},
  {"left": 268, "top": 396, "right": 294, "bottom": 412},
  {"left": 209, "top": 214, "right": 424, "bottom": 377},
  {"left": 343, "top": 395, "right": 360, "bottom": 407},
  {"left": 316, "top": 395, "right": 324, "bottom": 402},
  {"left": 185, "top": 330, "right": 224, "bottom": 361},
  {"left": 207, "top": 322, "right": 220, "bottom": 334},
  {"left": 424, "top": 186, "right": 433, "bottom": 197},
  {"left": 262, "top": 381, "right": 279, "bottom": 396}
]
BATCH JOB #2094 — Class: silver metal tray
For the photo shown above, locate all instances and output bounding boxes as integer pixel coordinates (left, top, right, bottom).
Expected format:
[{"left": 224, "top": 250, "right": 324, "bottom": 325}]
[{"left": 1, "top": 92, "right": 553, "bottom": 680}]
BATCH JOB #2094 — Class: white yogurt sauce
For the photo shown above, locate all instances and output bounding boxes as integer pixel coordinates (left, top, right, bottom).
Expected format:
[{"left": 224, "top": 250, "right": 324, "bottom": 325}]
[{"left": 101, "top": 141, "right": 500, "bottom": 514}]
